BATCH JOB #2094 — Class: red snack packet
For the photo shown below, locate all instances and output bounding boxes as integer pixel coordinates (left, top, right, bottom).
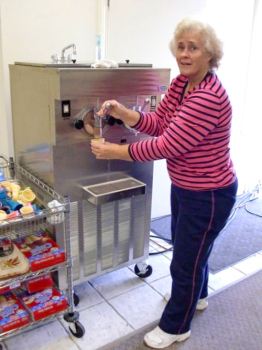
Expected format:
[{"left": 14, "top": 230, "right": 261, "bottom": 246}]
[
  {"left": 0, "top": 293, "right": 30, "bottom": 333},
  {"left": 0, "top": 286, "right": 11, "bottom": 295},
  {"left": 25, "top": 274, "right": 54, "bottom": 294},
  {"left": 14, "top": 230, "right": 66, "bottom": 271}
]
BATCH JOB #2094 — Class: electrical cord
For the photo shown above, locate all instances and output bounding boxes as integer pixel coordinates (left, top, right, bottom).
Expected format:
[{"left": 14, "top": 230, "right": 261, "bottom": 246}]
[
  {"left": 150, "top": 234, "right": 172, "bottom": 244},
  {"left": 149, "top": 234, "right": 173, "bottom": 255},
  {"left": 149, "top": 247, "right": 173, "bottom": 255}
]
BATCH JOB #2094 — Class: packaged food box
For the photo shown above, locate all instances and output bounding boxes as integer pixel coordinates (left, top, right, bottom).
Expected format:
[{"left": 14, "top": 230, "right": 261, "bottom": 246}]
[
  {"left": 14, "top": 230, "right": 66, "bottom": 271},
  {"left": 0, "top": 280, "right": 21, "bottom": 295},
  {"left": 0, "top": 286, "right": 10, "bottom": 295},
  {"left": 15, "top": 287, "right": 68, "bottom": 321},
  {"left": 0, "top": 293, "right": 30, "bottom": 333},
  {"left": 25, "top": 274, "right": 54, "bottom": 294}
]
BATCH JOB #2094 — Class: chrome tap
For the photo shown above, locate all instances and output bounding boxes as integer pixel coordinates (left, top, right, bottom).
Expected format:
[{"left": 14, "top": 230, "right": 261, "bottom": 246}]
[{"left": 60, "top": 43, "right": 77, "bottom": 63}]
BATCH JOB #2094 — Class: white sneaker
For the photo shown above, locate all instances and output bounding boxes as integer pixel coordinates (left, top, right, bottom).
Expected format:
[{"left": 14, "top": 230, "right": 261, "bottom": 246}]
[
  {"left": 144, "top": 326, "right": 191, "bottom": 349},
  {"left": 164, "top": 293, "right": 208, "bottom": 311},
  {"left": 196, "top": 298, "right": 208, "bottom": 310}
]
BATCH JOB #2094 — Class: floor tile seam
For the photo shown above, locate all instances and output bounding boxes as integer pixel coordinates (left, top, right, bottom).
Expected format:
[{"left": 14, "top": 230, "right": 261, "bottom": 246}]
[
  {"left": 225, "top": 251, "right": 262, "bottom": 274},
  {"left": 142, "top": 279, "right": 172, "bottom": 300},
  {"left": 88, "top": 278, "right": 140, "bottom": 301},
  {"left": 143, "top": 271, "right": 171, "bottom": 287},
  {"left": 207, "top": 268, "right": 261, "bottom": 298},
  {"left": 105, "top": 281, "right": 152, "bottom": 302},
  {"left": 57, "top": 317, "right": 82, "bottom": 349},
  {"left": 103, "top": 296, "right": 138, "bottom": 331},
  {"left": 75, "top": 299, "right": 105, "bottom": 313},
  {"left": 231, "top": 264, "right": 262, "bottom": 276}
]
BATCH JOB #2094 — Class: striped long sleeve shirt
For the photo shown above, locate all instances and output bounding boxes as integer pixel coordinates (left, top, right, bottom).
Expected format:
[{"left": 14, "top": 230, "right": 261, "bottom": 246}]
[{"left": 128, "top": 72, "right": 236, "bottom": 190}]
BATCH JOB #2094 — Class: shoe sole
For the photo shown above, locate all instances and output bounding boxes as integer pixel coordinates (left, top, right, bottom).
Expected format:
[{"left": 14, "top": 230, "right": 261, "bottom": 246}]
[{"left": 196, "top": 304, "right": 208, "bottom": 311}]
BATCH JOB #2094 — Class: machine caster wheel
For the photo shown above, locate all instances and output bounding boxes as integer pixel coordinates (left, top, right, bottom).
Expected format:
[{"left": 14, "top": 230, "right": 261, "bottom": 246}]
[
  {"left": 63, "top": 311, "right": 80, "bottom": 323},
  {"left": 73, "top": 292, "right": 80, "bottom": 307},
  {"left": 69, "top": 320, "right": 85, "bottom": 338},
  {"left": 134, "top": 263, "right": 153, "bottom": 278}
]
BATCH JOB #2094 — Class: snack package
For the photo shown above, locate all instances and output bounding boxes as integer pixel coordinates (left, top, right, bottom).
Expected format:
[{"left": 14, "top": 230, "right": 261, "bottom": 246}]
[
  {"left": 14, "top": 230, "right": 66, "bottom": 271},
  {"left": 0, "top": 293, "right": 30, "bottom": 333},
  {"left": 0, "top": 286, "right": 10, "bottom": 295},
  {"left": 0, "top": 243, "right": 30, "bottom": 280},
  {"left": 15, "top": 287, "right": 68, "bottom": 321},
  {"left": 25, "top": 274, "right": 54, "bottom": 294},
  {"left": 0, "top": 280, "right": 21, "bottom": 295}
]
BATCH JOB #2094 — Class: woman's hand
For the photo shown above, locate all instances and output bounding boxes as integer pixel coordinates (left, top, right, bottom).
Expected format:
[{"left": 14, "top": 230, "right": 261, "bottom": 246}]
[
  {"left": 97, "top": 100, "right": 126, "bottom": 119},
  {"left": 97, "top": 100, "right": 140, "bottom": 127},
  {"left": 90, "top": 139, "right": 132, "bottom": 161}
]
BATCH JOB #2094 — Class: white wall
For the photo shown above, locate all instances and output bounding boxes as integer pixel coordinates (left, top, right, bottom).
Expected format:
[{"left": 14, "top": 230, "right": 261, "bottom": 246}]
[
  {"left": 0, "top": 0, "right": 97, "bottom": 155},
  {"left": 203, "top": 0, "right": 256, "bottom": 193}
]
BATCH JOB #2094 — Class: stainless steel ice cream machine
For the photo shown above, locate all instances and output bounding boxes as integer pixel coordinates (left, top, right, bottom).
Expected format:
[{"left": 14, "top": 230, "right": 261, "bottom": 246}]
[{"left": 9, "top": 62, "right": 170, "bottom": 284}]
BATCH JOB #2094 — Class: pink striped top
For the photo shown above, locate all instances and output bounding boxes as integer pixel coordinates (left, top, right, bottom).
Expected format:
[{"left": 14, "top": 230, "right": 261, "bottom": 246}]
[{"left": 128, "top": 72, "right": 236, "bottom": 190}]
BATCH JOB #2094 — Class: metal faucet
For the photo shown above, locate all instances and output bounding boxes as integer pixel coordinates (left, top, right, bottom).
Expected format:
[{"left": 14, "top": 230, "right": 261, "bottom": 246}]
[{"left": 60, "top": 43, "right": 77, "bottom": 63}]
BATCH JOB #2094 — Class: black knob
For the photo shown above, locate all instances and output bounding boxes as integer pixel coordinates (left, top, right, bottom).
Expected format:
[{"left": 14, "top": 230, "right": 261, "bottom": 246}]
[
  {"left": 107, "top": 116, "right": 116, "bottom": 126},
  {"left": 74, "top": 119, "right": 84, "bottom": 129},
  {"left": 125, "top": 59, "right": 130, "bottom": 64}
]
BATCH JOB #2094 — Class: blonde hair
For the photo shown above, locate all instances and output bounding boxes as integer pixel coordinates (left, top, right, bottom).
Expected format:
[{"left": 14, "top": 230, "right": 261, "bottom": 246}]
[{"left": 170, "top": 18, "right": 223, "bottom": 69}]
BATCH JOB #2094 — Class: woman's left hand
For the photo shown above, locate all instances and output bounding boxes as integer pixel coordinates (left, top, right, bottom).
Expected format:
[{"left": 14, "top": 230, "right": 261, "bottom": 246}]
[{"left": 90, "top": 139, "right": 132, "bottom": 161}]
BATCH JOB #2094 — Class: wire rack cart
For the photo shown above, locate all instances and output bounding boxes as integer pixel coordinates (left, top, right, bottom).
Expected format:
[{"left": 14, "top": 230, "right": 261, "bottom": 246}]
[{"left": 0, "top": 156, "right": 85, "bottom": 349}]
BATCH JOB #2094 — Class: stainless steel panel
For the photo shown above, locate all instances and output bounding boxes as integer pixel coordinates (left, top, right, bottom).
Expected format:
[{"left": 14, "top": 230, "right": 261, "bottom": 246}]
[{"left": 59, "top": 68, "right": 170, "bottom": 98}]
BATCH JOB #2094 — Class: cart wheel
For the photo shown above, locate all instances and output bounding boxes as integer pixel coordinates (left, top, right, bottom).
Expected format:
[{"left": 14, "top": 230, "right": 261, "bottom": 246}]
[
  {"left": 73, "top": 292, "right": 80, "bottom": 307},
  {"left": 64, "top": 311, "right": 79, "bottom": 323},
  {"left": 134, "top": 263, "right": 153, "bottom": 278},
  {"left": 69, "top": 320, "right": 85, "bottom": 338}
]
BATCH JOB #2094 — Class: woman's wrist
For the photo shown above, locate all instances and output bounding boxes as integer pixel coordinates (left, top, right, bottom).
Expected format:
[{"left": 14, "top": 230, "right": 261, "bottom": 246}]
[
  {"left": 116, "top": 144, "right": 133, "bottom": 161},
  {"left": 123, "top": 109, "right": 141, "bottom": 127}
]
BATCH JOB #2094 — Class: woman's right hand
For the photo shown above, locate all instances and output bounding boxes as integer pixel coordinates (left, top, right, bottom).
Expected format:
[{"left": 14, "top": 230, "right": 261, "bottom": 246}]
[
  {"left": 97, "top": 100, "right": 141, "bottom": 127},
  {"left": 97, "top": 100, "right": 127, "bottom": 120}
]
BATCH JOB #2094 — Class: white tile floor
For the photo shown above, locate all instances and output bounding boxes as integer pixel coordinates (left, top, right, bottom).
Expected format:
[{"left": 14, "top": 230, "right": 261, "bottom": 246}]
[{"left": 2, "top": 235, "right": 262, "bottom": 350}]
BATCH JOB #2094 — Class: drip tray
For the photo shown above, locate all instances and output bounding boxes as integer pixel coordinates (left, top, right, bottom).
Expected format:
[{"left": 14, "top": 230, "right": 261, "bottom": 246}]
[{"left": 82, "top": 177, "right": 146, "bottom": 205}]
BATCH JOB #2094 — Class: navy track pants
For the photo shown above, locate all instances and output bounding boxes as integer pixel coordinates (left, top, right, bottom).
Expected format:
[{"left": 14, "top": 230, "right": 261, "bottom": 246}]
[{"left": 159, "top": 179, "right": 238, "bottom": 334}]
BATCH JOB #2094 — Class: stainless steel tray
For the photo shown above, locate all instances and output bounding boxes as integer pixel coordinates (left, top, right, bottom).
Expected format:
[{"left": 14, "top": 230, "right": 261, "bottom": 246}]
[{"left": 82, "top": 177, "right": 146, "bottom": 205}]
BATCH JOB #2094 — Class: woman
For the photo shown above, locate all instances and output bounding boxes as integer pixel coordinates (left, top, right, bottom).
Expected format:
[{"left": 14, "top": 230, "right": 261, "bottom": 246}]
[{"left": 91, "top": 18, "right": 237, "bottom": 349}]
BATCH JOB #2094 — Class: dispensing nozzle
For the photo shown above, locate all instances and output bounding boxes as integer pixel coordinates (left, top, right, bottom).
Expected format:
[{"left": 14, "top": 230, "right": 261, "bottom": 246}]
[{"left": 93, "top": 114, "right": 103, "bottom": 139}]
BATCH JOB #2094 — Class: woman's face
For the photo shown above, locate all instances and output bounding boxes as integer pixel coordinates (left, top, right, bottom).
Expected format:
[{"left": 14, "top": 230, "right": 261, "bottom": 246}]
[{"left": 175, "top": 30, "right": 212, "bottom": 82}]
